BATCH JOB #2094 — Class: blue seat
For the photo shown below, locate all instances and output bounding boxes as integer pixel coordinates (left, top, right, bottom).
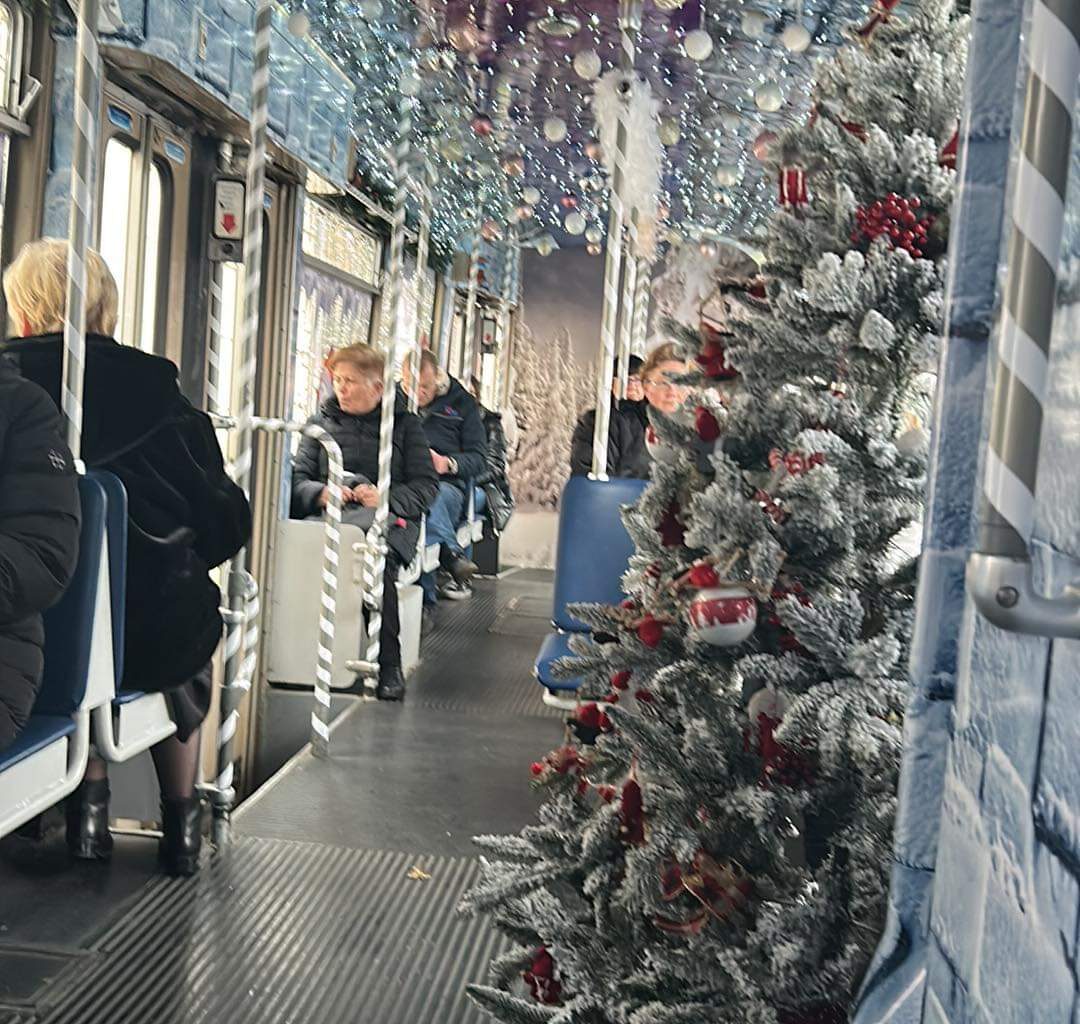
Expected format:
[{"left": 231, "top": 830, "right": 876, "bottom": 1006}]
[
  {"left": 0, "top": 474, "right": 112, "bottom": 837},
  {"left": 535, "top": 476, "right": 648, "bottom": 699},
  {"left": 89, "top": 472, "right": 176, "bottom": 761}
]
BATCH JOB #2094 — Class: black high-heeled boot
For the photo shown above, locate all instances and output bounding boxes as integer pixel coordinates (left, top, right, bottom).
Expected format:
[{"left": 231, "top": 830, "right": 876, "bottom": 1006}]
[
  {"left": 159, "top": 797, "right": 203, "bottom": 877},
  {"left": 66, "top": 778, "right": 114, "bottom": 860}
]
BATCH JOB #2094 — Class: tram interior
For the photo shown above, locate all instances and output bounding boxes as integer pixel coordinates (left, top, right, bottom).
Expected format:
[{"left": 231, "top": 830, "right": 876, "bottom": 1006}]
[{"left": 0, "top": 0, "right": 1073, "bottom": 1021}]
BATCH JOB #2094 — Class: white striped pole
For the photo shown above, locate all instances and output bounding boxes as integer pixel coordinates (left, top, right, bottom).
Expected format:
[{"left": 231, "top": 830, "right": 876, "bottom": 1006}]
[
  {"left": 61, "top": 0, "right": 100, "bottom": 459},
  {"left": 631, "top": 255, "right": 652, "bottom": 355},
  {"left": 493, "top": 229, "right": 518, "bottom": 408},
  {"left": 360, "top": 82, "right": 414, "bottom": 694},
  {"left": 968, "top": 0, "right": 1080, "bottom": 638},
  {"left": 592, "top": 0, "right": 640, "bottom": 477},
  {"left": 461, "top": 228, "right": 482, "bottom": 381},
  {"left": 409, "top": 168, "right": 432, "bottom": 414},
  {"left": 212, "top": 0, "right": 272, "bottom": 845},
  {"left": 616, "top": 231, "right": 637, "bottom": 400}
]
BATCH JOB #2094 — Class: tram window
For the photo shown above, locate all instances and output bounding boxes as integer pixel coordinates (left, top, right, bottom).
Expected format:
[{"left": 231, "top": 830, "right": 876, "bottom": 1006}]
[
  {"left": 138, "top": 160, "right": 166, "bottom": 352},
  {"left": 99, "top": 139, "right": 134, "bottom": 330}
]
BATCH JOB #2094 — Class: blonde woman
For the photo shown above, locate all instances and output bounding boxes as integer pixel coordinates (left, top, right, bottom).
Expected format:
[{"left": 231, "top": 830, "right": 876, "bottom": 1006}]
[{"left": 2, "top": 238, "right": 250, "bottom": 876}]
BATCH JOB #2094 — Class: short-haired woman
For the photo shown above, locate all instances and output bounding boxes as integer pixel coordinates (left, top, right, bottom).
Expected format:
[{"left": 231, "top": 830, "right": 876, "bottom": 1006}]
[
  {"left": 639, "top": 342, "right": 690, "bottom": 417},
  {"left": 2, "top": 238, "right": 251, "bottom": 876},
  {"left": 291, "top": 344, "right": 438, "bottom": 700}
]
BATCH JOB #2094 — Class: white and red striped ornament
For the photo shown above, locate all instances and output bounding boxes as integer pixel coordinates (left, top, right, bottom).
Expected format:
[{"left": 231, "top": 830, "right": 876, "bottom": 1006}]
[
  {"left": 688, "top": 585, "right": 758, "bottom": 647},
  {"left": 778, "top": 166, "right": 808, "bottom": 207}
]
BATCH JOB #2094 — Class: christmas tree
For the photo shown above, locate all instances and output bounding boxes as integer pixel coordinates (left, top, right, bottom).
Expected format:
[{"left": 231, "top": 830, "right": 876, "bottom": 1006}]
[{"left": 461, "top": 1, "right": 967, "bottom": 1021}]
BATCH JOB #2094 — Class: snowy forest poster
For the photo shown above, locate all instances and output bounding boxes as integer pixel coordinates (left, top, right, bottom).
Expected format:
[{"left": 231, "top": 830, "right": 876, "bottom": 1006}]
[{"left": 501, "top": 247, "right": 602, "bottom": 568}]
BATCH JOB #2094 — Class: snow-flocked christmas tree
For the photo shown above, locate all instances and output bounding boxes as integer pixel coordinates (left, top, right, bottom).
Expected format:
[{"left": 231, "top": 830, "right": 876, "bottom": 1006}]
[
  {"left": 511, "top": 325, "right": 594, "bottom": 510},
  {"left": 461, "top": 2, "right": 967, "bottom": 1021}
]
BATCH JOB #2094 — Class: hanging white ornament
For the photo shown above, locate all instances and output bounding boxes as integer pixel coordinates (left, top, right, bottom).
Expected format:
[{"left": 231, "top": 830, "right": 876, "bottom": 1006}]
[
  {"left": 659, "top": 116, "right": 681, "bottom": 147},
  {"left": 755, "top": 82, "right": 784, "bottom": 113},
  {"left": 565, "top": 211, "right": 587, "bottom": 235},
  {"left": 399, "top": 70, "right": 423, "bottom": 97},
  {"left": 781, "top": 23, "right": 812, "bottom": 52},
  {"left": 720, "top": 110, "right": 742, "bottom": 133},
  {"left": 688, "top": 585, "right": 758, "bottom": 647},
  {"left": 585, "top": 225, "right": 603, "bottom": 244},
  {"left": 740, "top": 10, "right": 770, "bottom": 39},
  {"left": 573, "top": 49, "right": 603, "bottom": 80},
  {"left": 747, "top": 687, "right": 791, "bottom": 722},
  {"left": 523, "top": 186, "right": 542, "bottom": 206},
  {"left": 714, "top": 164, "right": 740, "bottom": 187},
  {"left": 683, "top": 29, "right": 714, "bottom": 62},
  {"left": 536, "top": 234, "right": 557, "bottom": 257},
  {"left": 896, "top": 423, "right": 930, "bottom": 455},
  {"left": 287, "top": 9, "right": 311, "bottom": 36},
  {"left": 359, "top": 0, "right": 383, "bottom": 18},
  {"left": 543, "top": 116, "right": 568, "bottom": 143}
]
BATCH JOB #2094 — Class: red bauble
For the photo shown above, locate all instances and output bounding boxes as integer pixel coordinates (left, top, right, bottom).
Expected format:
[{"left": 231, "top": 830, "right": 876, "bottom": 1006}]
[
  {"left": 576, "top": 702, "right": 612, "bottom": 733},
  {"left": 856, "top": 0, "right": 900, "bottom": 40},
  {"left": 619, "top": 777, "right": 646, "bottom": 845},
  {"left": 637, "top": 616, "right": 664, "bottom": 648},
  {"left": 688, "top": 562, "right": 720, "bottom": 589},
  {"left": 611, "top": 670, "right": 632, "bottom": 690},
  {"left": 687, "top": 586, "right": 757, "bottom": 647},
  {"left": 530, "top": 761, "right": 545, "bottom": 777},
  {"left": 695, "top": 406, "right": 721, "bottom": 442},
  {"left": 470, "top": 113, "right": 494, "bottom": 137},
  {"left": 597, "top": 784, "right": 617, "bottom": 803},
  {"left": 635, "top": 689, "right": 655, "bottom": 703},
  {"left": 940, "top": 128, "right": 959, "bottom": 170},
  {"left": 524, "top": 946, "right": 563, "bottom": 1005}
]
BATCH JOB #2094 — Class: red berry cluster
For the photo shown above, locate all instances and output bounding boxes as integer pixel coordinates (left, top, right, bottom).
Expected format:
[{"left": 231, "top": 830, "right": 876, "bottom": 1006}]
[
  {"left": 754, "top": 489, "right": 786, "bottom": 525},
  {"left": 852, "top": 194, "right": 933, "bottom": 258},
  {"left": 768, "top": 449, "right": 825, "bottom": 477}
]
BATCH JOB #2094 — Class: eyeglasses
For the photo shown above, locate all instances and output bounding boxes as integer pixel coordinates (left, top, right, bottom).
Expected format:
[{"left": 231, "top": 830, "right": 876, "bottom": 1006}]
[{"left": 644, "top": 376, "right": 685, "bottom": 391}]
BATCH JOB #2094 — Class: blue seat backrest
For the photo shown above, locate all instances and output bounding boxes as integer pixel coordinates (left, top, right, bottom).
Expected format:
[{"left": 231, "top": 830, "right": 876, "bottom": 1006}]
[
  {"left": 34, "top": 474, "right": 108, "bottom": 717},
  {"left": 552, "top": 475, "right": 648, "bottom": 632},
  {"left": 94, "top": 471, "right": 127, "bottom": 686}
]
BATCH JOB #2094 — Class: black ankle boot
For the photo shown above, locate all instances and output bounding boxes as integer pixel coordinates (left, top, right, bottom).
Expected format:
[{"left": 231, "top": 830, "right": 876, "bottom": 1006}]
[
  {"left": 159, "top": 797, "right": 203, "bottom": 877},
  {"left": 376, "top": 665, "right": 406, "bottom": 702},
  {"left": 66, "top": 779, "right": 113, "bottom": 860}
]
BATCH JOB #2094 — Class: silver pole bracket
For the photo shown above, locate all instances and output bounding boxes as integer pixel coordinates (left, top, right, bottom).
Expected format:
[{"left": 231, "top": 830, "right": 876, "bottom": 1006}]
[{"left": 967, "top": 553, "right": 1080, "bottom": 638}]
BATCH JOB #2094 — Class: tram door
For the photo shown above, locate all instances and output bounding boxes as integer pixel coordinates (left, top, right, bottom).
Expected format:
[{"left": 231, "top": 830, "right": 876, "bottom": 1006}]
[{"left": 96, "top": 84, "right": 191, "bottom": 362}]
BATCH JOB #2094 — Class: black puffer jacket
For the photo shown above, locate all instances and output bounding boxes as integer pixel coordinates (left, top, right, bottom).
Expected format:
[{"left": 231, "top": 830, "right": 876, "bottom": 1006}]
[
  {"left": 570, "top": 400, "right": 650, "bottom": 479},
  {"left": 0, "top": 370, "right": 80, "bottom": 749},
  {"left": 3, "top": 334, "right": 252, "bottom": 693},
  {"left": 291, "top": 393, "right": 438, "bottom": 564},
  {"left": 418, "top": 376, "right": 488, "bottom": 492},
  {"left": 476, "top": 408, "right": 514, "bottom": 533}
]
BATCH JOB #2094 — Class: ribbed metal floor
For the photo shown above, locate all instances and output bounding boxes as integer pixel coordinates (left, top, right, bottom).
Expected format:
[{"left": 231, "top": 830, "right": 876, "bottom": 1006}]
[
  {"left": 0, "top": 569, "right": 561, "bottom": 1024},
  {"left": 30, "top": 839, "right": 503, "bottom": 1024}
]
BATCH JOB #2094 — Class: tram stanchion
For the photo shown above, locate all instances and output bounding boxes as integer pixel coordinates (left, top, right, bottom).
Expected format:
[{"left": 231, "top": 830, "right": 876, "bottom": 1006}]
[
  {"left": 408, "top": 166, "right": 433, "bottom": 414},
  {"left": 967, "top": 0, "right": 1080, "bottom": 638},
  {"left": 591, "top": 0, "right": 642, "bottom": 478},
  {"left": 60, "top": 0, "right": 100, "bottom": 457}
]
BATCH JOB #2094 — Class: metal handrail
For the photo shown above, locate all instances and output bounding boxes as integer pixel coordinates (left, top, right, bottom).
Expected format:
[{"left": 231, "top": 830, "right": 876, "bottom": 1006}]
[{"left": 967, "top": 0, "right": 1080, "bottom": 638}]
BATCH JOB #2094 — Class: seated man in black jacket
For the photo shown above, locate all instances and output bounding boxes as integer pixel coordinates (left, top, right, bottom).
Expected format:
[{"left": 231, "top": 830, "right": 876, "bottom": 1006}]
[
  {"left": 404, "top": 351, "right": 488, "bottom": 603},
  {"left": 570, "top": 355, "right": 649, "bottom": 478},
  {"left": 292, "top": 344, "right": 438, "bottom": 700},
  {"left": 0, "top": 370, "right": 80, "bottom": 752}
]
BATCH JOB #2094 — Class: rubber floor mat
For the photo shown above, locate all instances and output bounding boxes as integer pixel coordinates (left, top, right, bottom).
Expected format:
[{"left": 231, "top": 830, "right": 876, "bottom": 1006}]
[{"left": 32, "top": 839, "right": 505, "bottom": 1024}]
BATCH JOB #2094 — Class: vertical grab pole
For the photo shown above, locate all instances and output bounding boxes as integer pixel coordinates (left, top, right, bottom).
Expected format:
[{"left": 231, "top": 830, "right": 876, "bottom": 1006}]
[
  {"left": 616, "top": 231, "right": 637, "bottom": 400},
  {"left": 592, "top": 0, "right": 640, "bottom": 478},
  {"left": 631, "top": 255, "right": 652, "bottom": 356},
  {"left": 213, "top": 0, "right": 272, "bottom": 846},
  {"left": 967, "top": 0, "right": 1080, "bottom": 638},
  {"left": 361, "top": 73, "right": 414, "bottom": 693},
  {"left": 61, "top": 0, "right": 100, "bottom": 459},
  {"left": 461, "top": 229, "right": 481, "bottom": 382},
  {"left": 492, "top": 228, "right": 517, "bottom": 408},
  {"left": 409, "top": 167, "right": 432, "bottom": 414}
]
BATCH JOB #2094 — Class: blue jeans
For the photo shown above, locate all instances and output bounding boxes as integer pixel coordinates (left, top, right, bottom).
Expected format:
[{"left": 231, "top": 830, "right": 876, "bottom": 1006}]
[
  {"left": 474, "top": 487, "right": 487, "bottom": 515},
  {"left": 421, "top": 482, "right": 467, "bottom": 604}
]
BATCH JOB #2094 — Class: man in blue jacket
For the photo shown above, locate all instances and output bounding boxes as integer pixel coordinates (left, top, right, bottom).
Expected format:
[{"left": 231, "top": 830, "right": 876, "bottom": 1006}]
[{"left": 408, "top": 350, "right": 488, "bottom": 603}]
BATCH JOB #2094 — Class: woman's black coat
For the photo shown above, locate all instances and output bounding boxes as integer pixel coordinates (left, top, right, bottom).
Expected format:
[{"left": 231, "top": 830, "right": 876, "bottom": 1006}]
[
  {"left": 0, "top": 370, "right": 80, "bottom": 748},
  {"left": 290, "top": 394, "right": 438, "bottom": 564},
  {"left": 570, "top": 400, "right": 650, "bottom": 479},
  {"left": 476, "top": 408, "right": 514, "bottom": 533},
  {"left": 3, "top": 334, "right": 252, "bottom": 694}
]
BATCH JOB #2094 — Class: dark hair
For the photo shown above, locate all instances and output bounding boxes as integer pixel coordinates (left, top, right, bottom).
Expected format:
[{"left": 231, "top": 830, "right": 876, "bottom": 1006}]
[{"left": 612, "top": 355, "right": 644, "bottom": 380}]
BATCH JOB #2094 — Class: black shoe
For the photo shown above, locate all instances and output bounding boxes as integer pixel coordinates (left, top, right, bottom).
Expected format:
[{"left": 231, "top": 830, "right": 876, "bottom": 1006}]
[
  {"left": 447, "top": 555, "right": 478, "bottom": 587},
  {"left": 159, "top": 797, "right": 203, "bottom": 877},
  {"left": 439, "top": 579, "right": 473, "bottom": 601},
  {"left": 66, "top": 779, "right": 113, "bottom": 861},
  {"left": 376, "top": 666, "right": 406, "bottom": 701}
]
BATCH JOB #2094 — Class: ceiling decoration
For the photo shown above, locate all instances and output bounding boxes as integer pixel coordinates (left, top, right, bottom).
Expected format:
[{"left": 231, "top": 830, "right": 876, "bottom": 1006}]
[{"left": 291, "top": 0, "right": 881, "bottom": 265}]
